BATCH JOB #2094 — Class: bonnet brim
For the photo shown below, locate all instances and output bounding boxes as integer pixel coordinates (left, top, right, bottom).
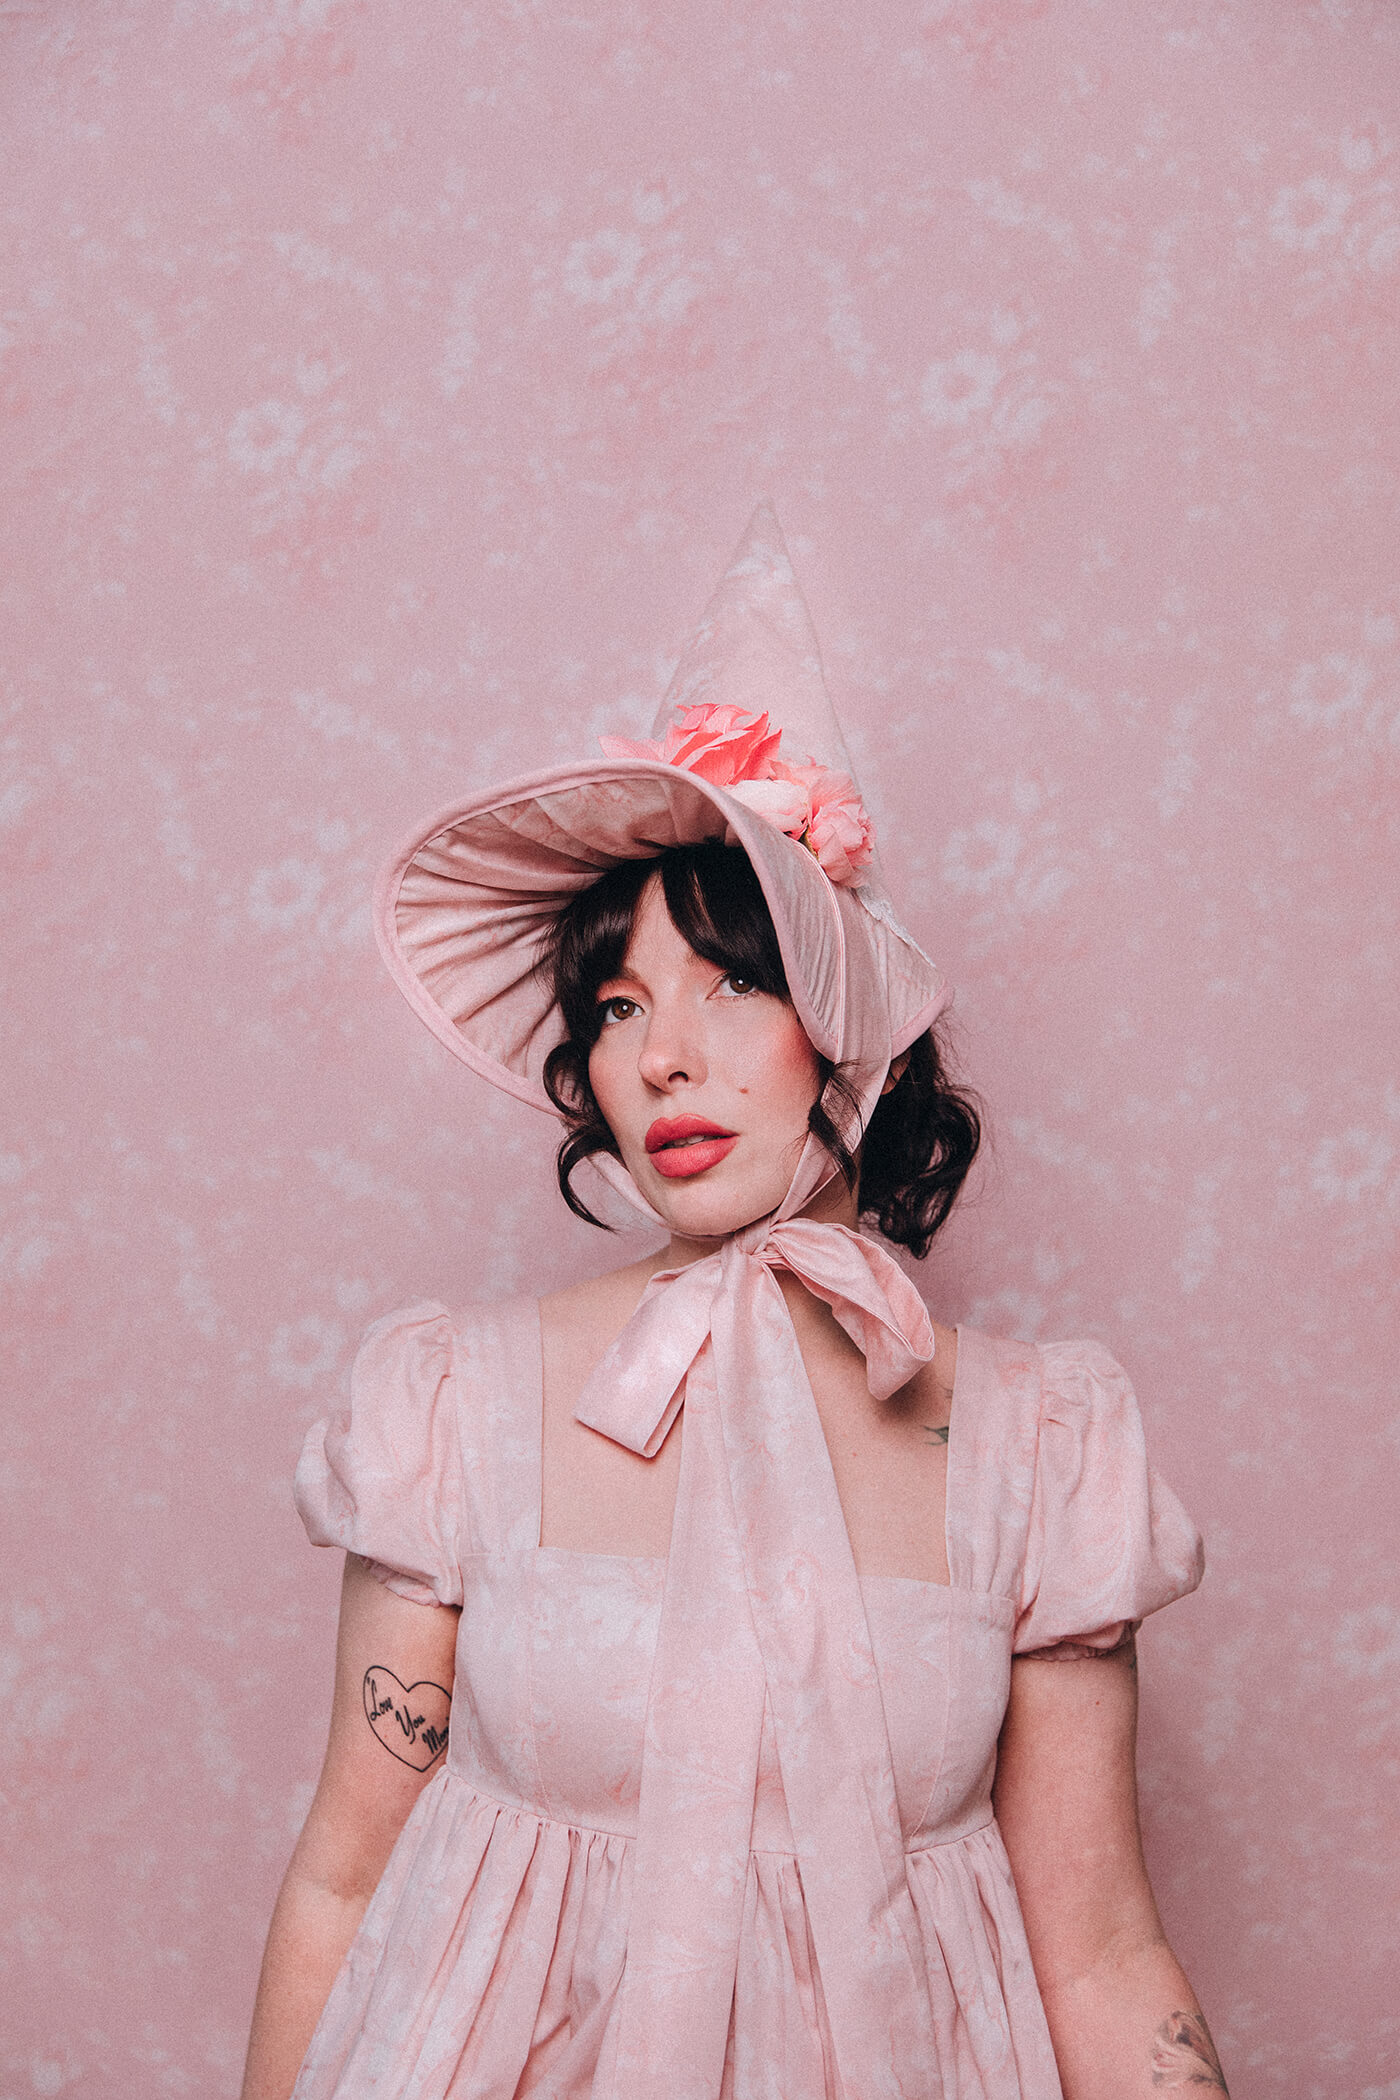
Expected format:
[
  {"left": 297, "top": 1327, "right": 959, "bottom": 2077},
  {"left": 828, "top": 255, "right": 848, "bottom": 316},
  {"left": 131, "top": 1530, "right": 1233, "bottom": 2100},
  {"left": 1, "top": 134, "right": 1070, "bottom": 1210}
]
[{"left": 373, "top": 756, "right": 949, "bottom": 1120}]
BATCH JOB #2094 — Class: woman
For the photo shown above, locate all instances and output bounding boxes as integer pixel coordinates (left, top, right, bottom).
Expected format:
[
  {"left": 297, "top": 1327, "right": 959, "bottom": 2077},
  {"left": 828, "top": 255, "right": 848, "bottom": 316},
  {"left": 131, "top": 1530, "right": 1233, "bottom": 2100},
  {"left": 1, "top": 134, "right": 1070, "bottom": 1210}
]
[{"left": 241, "top": 509, "right": 1227, "bottom": 2099}]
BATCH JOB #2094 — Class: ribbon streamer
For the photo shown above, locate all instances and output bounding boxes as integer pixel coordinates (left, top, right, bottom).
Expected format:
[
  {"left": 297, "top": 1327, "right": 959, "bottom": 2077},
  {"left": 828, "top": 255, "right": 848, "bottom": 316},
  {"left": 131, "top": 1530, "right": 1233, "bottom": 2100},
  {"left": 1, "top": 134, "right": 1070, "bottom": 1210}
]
[{"left": 575, "top": 1218, "right": 943, "bottom": 2100}]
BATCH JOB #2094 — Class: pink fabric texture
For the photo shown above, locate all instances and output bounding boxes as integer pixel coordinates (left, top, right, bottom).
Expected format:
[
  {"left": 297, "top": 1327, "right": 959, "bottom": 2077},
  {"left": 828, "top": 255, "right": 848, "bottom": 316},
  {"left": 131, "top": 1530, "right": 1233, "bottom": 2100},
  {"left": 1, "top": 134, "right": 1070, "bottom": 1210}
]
[{"left": 293, "top": 1296, "right": 1202, "bottom": 2099}]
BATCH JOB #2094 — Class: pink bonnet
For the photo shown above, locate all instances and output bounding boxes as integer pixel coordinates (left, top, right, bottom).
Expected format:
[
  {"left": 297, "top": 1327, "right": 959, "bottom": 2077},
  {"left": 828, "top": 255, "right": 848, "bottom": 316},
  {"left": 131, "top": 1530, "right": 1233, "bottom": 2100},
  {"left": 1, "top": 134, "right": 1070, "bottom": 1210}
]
[{"left": 373, "top": 505, "right": 950, "bottom": 1195}]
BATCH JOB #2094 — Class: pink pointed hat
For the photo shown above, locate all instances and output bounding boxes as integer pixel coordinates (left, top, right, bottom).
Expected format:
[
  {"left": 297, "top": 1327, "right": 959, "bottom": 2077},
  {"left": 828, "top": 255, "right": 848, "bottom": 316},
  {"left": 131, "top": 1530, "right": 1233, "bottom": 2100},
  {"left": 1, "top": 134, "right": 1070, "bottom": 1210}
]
[{"left": 374, "top": 504, "right": 950, "bottom": 1203}]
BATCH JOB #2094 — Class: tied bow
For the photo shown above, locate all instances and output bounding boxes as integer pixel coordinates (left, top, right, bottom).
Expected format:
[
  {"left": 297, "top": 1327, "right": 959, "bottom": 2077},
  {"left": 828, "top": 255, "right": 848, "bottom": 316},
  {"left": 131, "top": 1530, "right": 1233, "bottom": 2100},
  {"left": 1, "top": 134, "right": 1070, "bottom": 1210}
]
[{"left": 575, "top": 1218, "right": 945, "bottom": 2100}]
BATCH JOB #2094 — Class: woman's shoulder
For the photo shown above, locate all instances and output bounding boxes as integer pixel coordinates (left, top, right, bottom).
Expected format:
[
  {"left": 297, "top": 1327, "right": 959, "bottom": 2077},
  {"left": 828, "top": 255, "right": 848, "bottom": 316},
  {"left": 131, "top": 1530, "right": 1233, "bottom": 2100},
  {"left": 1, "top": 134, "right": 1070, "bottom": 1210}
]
[
  {"left": 536, "top": 1252, "right": 664, "bottom": 1399},
  {"left": 348, "top": 1266, "right": 661, "bottom": 1393},
  {"left": 945, "top": 1321, "right": 1042, "bottom": 1396},
  {"left": 946, "top": 1325, "right": 1138, "bottom": 1455},
  {"left": 351, "top": 1293, "right": 542, "bottom": 1389},
  {"left": 952, "top": 1322, "right": 1126, "bottom": 1384},
  {"left": 949, "top": 1326, "right": 1186, "bottom": 1509},
  {"left": 537, "top": 1251, "right": 661, "bottom": 1326}
]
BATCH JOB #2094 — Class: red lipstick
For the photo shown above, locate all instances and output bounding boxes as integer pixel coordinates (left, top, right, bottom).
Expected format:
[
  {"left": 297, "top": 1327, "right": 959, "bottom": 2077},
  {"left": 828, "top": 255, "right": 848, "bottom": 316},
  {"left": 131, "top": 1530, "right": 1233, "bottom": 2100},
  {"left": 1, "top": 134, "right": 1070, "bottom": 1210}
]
[{"left": 644, "top": 1115, "right": 738, "bottom": 1180}]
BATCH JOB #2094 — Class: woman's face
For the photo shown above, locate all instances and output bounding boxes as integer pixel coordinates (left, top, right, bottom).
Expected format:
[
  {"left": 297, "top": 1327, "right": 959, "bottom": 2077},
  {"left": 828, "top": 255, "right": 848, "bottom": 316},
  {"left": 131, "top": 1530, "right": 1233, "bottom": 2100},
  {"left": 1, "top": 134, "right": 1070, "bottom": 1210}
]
[{"left": 587, "top": 873, "right": 824, "bottom": 1240}]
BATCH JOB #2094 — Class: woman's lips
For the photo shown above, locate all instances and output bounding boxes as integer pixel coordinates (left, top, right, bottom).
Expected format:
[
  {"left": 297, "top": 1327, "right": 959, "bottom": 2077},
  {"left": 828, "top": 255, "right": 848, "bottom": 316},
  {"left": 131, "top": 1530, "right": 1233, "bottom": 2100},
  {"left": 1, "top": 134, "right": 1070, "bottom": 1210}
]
[{"left": 644, "top": 1116, "right": 739, "bottom": 1181}]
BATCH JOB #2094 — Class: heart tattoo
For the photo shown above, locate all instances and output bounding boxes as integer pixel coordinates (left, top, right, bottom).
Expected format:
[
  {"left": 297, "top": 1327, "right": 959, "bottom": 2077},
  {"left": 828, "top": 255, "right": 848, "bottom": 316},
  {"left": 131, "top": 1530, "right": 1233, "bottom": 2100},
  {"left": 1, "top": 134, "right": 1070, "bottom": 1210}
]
[{"left": 363, "top": 1667, "right": 451, "bottom": 1770}]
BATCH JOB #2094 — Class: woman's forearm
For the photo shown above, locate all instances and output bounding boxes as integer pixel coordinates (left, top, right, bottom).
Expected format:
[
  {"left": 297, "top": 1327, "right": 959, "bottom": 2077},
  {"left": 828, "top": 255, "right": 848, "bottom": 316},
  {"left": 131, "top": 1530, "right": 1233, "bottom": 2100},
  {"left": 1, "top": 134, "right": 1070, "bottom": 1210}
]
[
  {"left": 241, "top": 1561, "right": 459, "bottom": 2099},
  {"left": 239, "top": 1867, "right": 368, "bottom": 2100},
  {"left": 1041, "top": 1934, "right": 1228, "bottom": 2100}
]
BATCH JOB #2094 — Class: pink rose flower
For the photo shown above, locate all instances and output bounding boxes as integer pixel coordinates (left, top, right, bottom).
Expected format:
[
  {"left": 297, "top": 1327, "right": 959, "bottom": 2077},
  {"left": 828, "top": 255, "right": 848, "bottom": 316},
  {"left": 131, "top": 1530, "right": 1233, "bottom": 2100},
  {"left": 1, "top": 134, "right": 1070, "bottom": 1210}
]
[
  {"left": 599, "top": 702, "right": 783, "bottom": 788},
  {"left": 599, "top": 702, "right": 875, "bottom": 885},
  {"left": 725, "top": 775, "right": 812, "bottom": 834},
  {"left": 774, "top": 759, "right": 875, "bottom": 885}
]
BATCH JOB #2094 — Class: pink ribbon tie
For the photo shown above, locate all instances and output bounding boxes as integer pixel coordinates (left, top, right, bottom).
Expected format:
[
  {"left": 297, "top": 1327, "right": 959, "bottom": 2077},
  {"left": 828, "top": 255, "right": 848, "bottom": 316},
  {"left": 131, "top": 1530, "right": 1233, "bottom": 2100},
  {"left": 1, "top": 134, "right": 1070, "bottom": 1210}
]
[{"left": 574, "top": 1218, "right": 944, "bottom": 2100}]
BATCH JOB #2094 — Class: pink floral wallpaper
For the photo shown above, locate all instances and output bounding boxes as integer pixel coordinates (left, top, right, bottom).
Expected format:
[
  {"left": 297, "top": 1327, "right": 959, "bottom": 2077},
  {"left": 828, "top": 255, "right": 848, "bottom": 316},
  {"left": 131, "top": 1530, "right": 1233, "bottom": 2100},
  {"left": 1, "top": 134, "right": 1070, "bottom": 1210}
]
[{"left": 3, "top": 2, "right": 1397, "bottom": 2092}]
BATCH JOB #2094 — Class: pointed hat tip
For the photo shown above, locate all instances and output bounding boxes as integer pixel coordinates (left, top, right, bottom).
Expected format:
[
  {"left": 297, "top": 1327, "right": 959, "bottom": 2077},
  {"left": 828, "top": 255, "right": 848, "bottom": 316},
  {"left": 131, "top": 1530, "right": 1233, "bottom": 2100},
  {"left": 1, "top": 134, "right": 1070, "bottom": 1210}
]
[
  {"left": 731, "top": 498, "right": 793, "bottom": 575},
  {"left": 636, "top": 506, "right": 896, "bottom": 900},
  {"left": 645, "top": 504, "right": 862, "bottom": 787},
  {"left": 744, "top": 495, "right": 782, "bottom": 535}
]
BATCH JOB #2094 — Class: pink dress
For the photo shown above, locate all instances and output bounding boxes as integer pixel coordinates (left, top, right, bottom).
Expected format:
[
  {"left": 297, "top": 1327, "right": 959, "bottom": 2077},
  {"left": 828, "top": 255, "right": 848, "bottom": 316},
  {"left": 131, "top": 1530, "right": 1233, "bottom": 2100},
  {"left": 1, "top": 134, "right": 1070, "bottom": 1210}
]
[{"left": 293, "top": 1296, "right": 1203, "bottom": 2100}]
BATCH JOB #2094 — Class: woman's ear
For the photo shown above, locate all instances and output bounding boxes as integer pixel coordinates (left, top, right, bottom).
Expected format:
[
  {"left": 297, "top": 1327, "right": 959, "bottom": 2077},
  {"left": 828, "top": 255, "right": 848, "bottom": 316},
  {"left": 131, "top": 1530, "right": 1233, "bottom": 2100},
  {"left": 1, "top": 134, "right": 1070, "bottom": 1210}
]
[{"left": 879, "top": 1052, "right": 911, "bottom": 1098}]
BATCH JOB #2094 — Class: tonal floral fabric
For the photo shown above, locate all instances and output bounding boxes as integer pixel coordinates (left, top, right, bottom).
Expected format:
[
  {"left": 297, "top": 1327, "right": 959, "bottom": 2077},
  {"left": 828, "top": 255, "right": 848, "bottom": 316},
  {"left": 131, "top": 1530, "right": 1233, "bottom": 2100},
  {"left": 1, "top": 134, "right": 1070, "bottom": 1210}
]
[{"left": 293, "top": 1291, "right": 1202, "bottom": 2100}]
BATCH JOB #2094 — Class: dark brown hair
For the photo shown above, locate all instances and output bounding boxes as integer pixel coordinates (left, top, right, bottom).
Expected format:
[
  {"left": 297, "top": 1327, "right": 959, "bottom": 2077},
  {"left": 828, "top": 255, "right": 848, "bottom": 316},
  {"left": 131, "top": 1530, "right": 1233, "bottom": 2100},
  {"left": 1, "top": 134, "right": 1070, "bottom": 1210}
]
[{"left": 540, "top": 842, "right": 980, "bottom": 1258}]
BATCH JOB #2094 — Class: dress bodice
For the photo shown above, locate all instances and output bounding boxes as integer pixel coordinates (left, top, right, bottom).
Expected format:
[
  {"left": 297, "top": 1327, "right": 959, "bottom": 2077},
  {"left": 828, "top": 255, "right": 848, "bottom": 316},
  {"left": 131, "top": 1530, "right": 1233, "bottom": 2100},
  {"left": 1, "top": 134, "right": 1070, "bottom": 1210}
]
[{"left": 290, "top": 1295, "right": 1203, "bottom": 2100}]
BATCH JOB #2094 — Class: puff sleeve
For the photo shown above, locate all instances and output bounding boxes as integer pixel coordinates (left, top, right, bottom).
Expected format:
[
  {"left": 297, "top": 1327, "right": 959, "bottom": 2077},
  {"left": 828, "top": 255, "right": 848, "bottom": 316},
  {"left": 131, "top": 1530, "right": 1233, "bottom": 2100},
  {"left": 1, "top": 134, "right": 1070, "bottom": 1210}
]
[
  {"left": 293, "top": 1301, "right": 465, "bottom": 1608},
  {"left": 1013, "top": 1340, "right": 1204, "bottom": 1658}
]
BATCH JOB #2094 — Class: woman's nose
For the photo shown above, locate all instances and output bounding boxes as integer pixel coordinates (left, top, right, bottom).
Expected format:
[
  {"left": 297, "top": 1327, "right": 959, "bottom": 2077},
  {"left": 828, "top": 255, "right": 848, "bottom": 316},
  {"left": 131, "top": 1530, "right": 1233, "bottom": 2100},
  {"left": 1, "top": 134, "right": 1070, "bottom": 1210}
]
[{"left": 636, "top": 1001, "right": 707, "bottom": 1090}]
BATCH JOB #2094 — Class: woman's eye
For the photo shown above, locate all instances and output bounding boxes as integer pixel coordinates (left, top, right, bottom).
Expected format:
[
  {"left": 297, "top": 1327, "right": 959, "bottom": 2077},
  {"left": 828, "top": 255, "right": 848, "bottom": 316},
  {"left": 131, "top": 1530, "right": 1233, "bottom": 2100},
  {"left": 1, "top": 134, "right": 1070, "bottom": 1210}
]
[
  {"left": 598, "top": 996, "right": 638, "bottom": 1024},
  {"left": 719, "top": 974, "right": 755, "bottom": 996}
]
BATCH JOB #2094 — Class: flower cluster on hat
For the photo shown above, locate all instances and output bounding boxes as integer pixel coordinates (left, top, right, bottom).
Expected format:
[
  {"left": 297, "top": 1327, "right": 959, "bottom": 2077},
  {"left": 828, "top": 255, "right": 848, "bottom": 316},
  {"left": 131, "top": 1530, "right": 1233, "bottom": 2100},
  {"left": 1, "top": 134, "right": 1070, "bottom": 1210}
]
[{"left": 600, "top": 701, "right": 875, "bottom": 886}]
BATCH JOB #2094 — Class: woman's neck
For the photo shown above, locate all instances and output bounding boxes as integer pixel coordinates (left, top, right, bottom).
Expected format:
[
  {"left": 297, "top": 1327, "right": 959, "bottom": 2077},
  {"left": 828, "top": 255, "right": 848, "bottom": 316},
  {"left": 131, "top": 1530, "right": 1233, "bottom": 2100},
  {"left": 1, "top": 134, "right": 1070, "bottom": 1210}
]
[{"left": 661, "top": 1173, "right": 861, "bottom": 1270}]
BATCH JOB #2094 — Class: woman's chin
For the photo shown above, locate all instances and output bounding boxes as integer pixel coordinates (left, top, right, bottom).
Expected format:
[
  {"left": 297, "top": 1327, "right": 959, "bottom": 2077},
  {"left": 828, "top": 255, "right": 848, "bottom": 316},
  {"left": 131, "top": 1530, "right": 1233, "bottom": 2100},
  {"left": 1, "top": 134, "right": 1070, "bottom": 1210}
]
[{"left": 642, "top": 1165, "right": 788, "bottom": 1242}]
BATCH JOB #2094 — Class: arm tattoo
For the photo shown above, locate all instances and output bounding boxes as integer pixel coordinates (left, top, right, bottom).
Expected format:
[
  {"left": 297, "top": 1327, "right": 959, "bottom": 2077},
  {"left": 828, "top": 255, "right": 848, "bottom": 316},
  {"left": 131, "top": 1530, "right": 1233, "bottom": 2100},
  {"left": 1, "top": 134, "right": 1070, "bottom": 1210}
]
[
  {"left": 923, "top": 1423, "right": 950, "bottom": 1445},
  {"left": 363, "top": 1666, "right": 451, "bottom": 1770},
  {"left": 1151, "top": 2011, "right": 1229, "bottom": 2092}
]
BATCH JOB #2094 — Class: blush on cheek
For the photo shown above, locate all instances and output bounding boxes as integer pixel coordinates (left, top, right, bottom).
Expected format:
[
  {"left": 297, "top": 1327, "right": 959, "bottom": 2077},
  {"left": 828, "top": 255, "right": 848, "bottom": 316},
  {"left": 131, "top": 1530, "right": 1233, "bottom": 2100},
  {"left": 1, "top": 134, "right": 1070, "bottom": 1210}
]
[{"left": 768, "top": 1015, "right": 823, "bottom": 1101}]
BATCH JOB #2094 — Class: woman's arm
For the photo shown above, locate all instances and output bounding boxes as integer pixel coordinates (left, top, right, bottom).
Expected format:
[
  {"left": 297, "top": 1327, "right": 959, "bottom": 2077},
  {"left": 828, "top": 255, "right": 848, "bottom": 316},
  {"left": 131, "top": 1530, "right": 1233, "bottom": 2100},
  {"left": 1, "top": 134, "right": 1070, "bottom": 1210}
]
[
  {"left": 993, "top": 1642, "right": 1229, "bottom": 2098},
  {"left": 240, "top": 1554, "right": 460, "bottom": 2100}
]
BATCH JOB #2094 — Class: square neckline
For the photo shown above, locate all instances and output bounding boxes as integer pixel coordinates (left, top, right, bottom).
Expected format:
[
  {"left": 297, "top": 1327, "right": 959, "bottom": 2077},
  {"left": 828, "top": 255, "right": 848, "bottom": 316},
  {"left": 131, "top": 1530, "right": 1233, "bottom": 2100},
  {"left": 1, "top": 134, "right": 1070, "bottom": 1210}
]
[{"left": 529, "top": 1295, "right": 962, "bottom": 1590}]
